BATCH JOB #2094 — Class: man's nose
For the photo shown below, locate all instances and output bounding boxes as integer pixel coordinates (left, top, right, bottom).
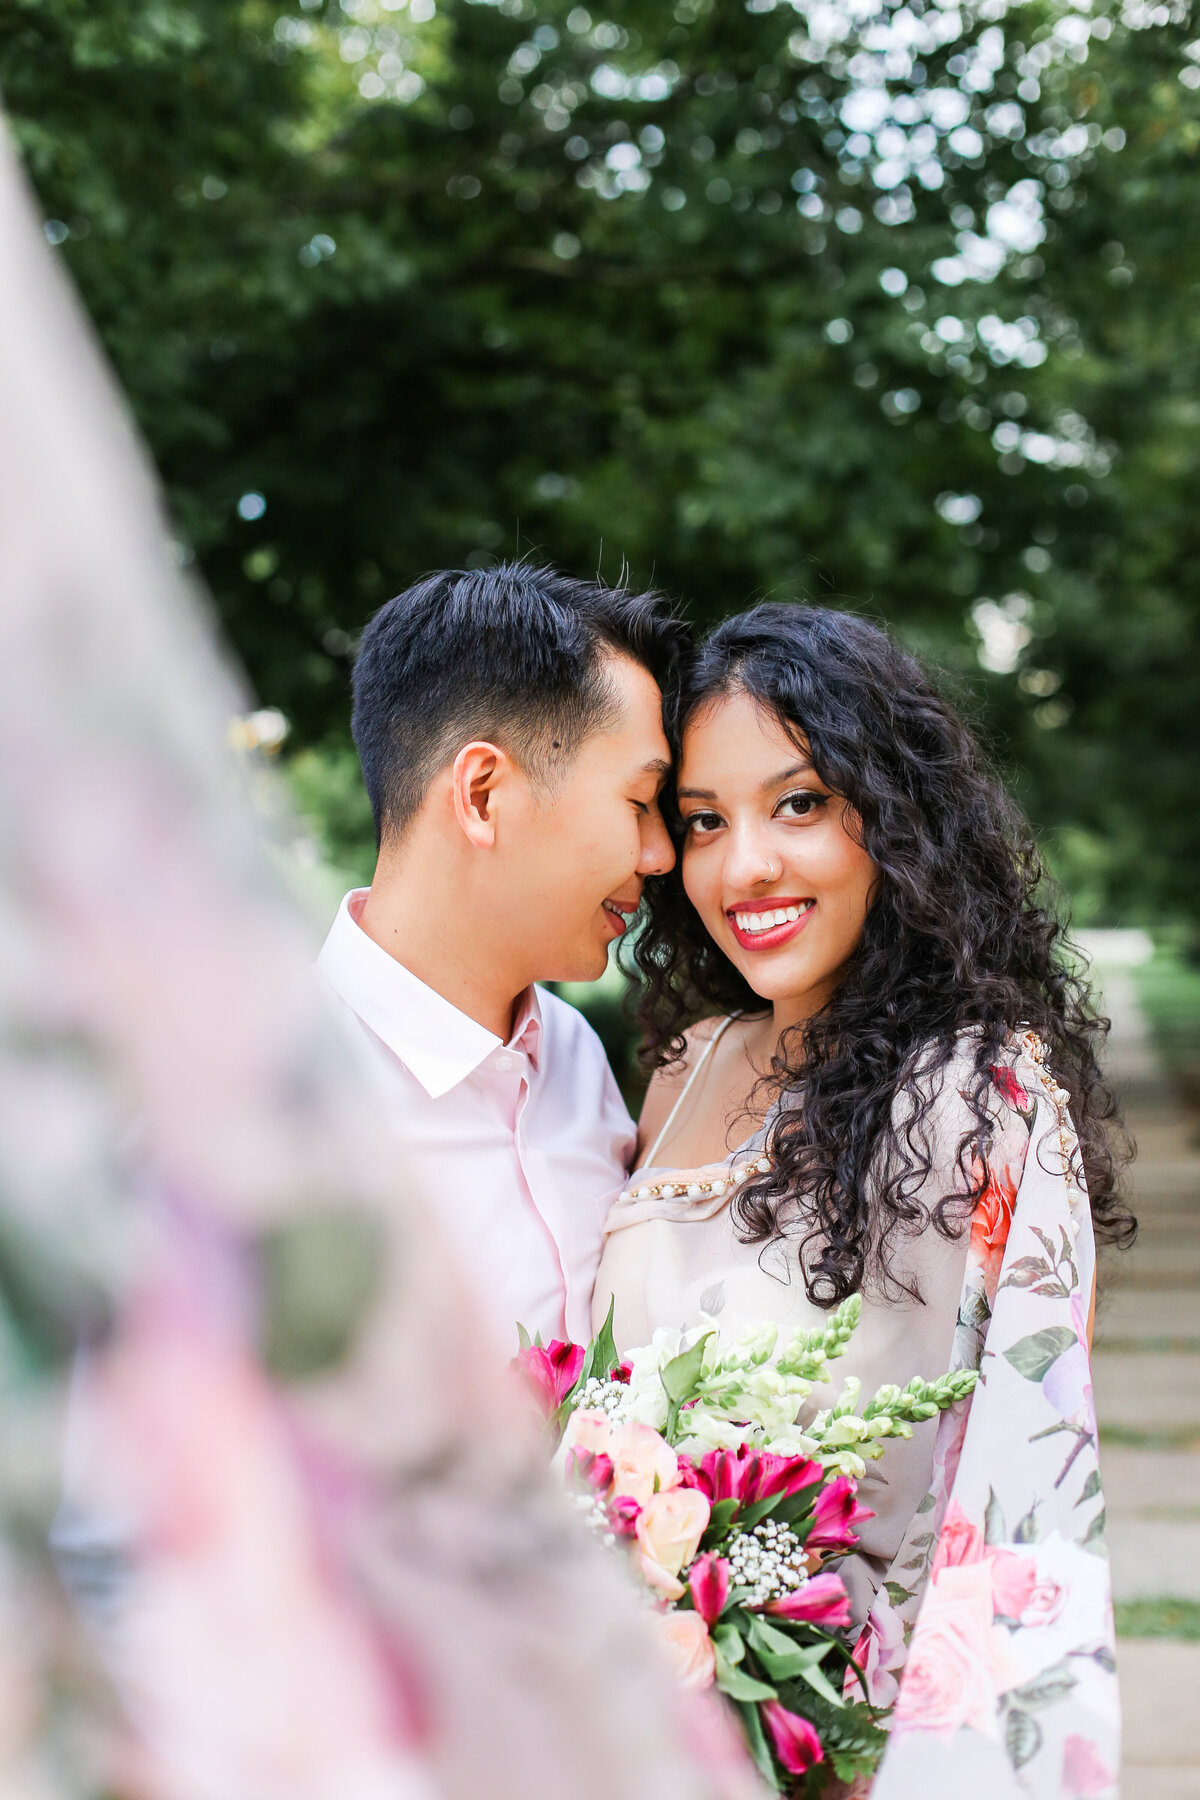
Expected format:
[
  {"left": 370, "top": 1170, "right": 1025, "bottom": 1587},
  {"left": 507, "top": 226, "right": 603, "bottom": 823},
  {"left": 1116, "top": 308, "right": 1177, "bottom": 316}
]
[{"left": 639, "top": 808, "right": 676, "bottom": 876}]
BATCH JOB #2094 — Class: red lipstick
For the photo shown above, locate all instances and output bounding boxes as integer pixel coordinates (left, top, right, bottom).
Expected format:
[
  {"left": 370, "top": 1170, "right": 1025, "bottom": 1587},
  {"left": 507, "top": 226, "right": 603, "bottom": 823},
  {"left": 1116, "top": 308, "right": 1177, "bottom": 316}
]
[{"left": 725, "top": 897, "right": 815, "bottom": 954}]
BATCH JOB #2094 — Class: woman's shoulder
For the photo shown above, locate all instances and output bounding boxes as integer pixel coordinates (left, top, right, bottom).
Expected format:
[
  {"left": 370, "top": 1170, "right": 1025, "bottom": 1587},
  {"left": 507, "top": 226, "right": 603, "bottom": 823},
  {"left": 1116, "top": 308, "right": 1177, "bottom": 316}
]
[
  {"left": 898, "top": 1026, "right": 1060, "bottom": 1143},
  {"left": 636, "top": 1014, "right": 746, "bottom": 1151}
]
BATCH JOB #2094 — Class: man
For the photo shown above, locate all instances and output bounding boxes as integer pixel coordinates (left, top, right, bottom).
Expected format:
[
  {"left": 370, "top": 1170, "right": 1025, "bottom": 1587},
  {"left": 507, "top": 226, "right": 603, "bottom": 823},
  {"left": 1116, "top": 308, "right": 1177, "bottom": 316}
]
[{"left": 317, "top": 562, "right": 689, "bottom": 1346}]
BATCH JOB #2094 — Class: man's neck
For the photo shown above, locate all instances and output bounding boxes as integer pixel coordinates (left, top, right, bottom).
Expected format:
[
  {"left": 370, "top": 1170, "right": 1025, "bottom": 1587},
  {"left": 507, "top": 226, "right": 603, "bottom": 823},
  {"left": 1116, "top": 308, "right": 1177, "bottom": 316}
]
[{"left": 356, "top": 867, "right": 525, "bottom": 1043}]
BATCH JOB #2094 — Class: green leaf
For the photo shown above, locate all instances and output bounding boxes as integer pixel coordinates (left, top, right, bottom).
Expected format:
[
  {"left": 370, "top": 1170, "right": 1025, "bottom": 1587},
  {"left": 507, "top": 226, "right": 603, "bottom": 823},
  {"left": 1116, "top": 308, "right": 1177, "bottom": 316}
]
[
  {"left": 1010, "top": 1662, "right": 1077, "bottom": 1711},
  {"left": 713, "top": 1621, "right": 746, "bottom": 1667},
  {"left": 735, "top": 1700, "right": 781, "bottom": 1789},
  {"left": 796, "top": 1657, "right": 846, "bottom": 1709},
  {"left": 747, "top": 1617, "right": 836, "bottom": 1681},
  {"left": 1005, "top": 1708, "right": 1043, "bottom": 1770},
  {"left": 704, "top": 1497, "right": 740, "bottom": 1541},
  {"left": 516, "top": 1321, "right": 531, "bottom": 1352},
  {"left": 714, "top": 1643, "right": 777, "bottom": 1702},
  {"left": 915, "top": 1491, "right": 936, "bottom": 1514},
  {"left": 661, "top": 1331, "right": 713, "bottom": 1403},
  {"left": 592, "top": 1295, "right": 619, "bottom": 1382},
  {"left": 884, "top": 1581, "right": 911, "bottom": 1607},
  {"left": 1013, "top": 1503, "right": 1040, "bottom": 1545},
  {"left": 984, "top": 1487, "right": 1007, "bottom": 1546},
  {"left": 1082, "top": 1506, "right": 1108, "bottom": 1547},
  {"left": 1076, "top": 1468, "right": 1103, "bottom": 1506},
  {"left": 1003, "top": 1327, "right": 1078, "bottom": 1382}
]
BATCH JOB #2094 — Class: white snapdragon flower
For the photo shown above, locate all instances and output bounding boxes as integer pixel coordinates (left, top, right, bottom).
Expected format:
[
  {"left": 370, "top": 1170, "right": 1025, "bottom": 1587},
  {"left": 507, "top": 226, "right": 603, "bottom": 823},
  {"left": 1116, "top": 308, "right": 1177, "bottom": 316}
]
[{"left": 673, "top": 1410, "right": 748, "bottom": 1455}]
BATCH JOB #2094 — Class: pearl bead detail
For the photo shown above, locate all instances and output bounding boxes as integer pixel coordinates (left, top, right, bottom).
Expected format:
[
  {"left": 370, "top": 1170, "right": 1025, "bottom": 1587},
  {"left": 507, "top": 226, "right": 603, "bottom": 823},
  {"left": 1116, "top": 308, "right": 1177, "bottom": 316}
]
[{"left": 616, "top": 1156, "right": 772, "bottom": 1208}]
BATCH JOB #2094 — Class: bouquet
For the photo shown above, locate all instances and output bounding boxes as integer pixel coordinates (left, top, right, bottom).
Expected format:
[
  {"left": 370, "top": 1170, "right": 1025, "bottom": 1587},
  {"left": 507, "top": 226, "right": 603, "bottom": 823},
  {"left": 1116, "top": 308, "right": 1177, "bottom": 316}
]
[{"left": 514, "top": 1297, "right": 975, "bottom": 1795}]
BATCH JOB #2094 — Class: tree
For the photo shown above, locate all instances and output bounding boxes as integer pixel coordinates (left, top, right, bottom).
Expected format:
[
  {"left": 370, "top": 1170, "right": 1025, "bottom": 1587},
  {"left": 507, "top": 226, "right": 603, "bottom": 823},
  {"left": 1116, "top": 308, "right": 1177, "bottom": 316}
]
[{"left": 4, "top": 0, "right": 1197, "bottom": 924}]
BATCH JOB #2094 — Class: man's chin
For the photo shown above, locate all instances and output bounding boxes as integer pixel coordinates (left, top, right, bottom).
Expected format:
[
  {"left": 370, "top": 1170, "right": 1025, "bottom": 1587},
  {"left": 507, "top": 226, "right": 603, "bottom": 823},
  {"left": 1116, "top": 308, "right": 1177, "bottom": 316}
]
[{"left": 543, "top": 943, "right": 611, "bottom": 987}]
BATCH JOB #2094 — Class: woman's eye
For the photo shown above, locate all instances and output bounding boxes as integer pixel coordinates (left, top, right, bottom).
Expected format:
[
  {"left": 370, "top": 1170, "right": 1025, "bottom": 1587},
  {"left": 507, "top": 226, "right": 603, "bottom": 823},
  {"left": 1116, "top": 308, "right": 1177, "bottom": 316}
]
[
  {"left": 683, "top": 810, "right": 723, "bottom": 835},
  {"left": 776, "top": 790, "right": 827, "bottom": 821}
]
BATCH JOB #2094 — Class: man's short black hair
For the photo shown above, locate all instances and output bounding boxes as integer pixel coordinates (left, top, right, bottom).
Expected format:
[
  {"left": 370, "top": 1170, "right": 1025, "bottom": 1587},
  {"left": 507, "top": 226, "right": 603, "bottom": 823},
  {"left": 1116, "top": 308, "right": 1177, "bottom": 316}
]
[{"left": 351, "top": 562, "right": 691, "bottom": 844}]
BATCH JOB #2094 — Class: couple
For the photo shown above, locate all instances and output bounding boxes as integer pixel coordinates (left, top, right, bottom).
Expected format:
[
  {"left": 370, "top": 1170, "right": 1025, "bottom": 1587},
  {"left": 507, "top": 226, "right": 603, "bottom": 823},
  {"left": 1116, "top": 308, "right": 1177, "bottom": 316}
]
[{"left": 320, "top": 562, "right": 1127, "bottom": 1788}]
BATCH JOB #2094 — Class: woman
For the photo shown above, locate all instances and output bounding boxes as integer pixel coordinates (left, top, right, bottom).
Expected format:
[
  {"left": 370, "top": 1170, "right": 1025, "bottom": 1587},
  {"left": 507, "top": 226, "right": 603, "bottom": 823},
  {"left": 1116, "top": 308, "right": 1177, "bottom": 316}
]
[{"left": 594, "top": 605, "right": 1133, "bottom": 1793}]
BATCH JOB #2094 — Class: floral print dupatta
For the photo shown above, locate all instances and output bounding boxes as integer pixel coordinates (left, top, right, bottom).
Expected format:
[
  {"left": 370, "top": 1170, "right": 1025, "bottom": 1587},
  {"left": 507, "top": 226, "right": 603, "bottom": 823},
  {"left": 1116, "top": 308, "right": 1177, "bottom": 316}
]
[{"left": 861, "top": 1032, "right": 1118, "bottom": 1799}]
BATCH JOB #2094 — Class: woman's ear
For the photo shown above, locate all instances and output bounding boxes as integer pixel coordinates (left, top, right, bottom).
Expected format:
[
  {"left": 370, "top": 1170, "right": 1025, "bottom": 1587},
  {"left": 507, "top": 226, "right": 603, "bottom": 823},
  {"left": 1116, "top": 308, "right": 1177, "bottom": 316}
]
[{"left": 451, "top": 741, "right": 506, "bottom": 848}]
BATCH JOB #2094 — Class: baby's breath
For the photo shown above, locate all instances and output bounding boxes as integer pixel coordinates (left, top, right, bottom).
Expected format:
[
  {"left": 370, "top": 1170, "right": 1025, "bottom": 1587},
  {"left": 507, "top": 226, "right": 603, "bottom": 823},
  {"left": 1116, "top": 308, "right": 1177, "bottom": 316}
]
[{"left": 711, "top": 1521, "right": 809, "bottom": 1607}]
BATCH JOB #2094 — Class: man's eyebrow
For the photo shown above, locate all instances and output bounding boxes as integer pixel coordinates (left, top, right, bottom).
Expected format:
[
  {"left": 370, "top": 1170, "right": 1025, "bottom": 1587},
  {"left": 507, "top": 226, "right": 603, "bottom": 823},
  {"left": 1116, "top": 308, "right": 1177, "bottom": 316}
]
[{"left": 640, "top": 757, "right": 672, "bottom": 781}]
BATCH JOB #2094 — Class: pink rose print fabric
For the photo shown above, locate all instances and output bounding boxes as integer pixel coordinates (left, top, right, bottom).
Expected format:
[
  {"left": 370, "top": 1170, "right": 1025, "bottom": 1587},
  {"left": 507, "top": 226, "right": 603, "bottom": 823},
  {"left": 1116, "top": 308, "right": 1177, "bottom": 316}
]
[{"left": 857, "top": 1033, "right": 1118, "bottom": 1799}]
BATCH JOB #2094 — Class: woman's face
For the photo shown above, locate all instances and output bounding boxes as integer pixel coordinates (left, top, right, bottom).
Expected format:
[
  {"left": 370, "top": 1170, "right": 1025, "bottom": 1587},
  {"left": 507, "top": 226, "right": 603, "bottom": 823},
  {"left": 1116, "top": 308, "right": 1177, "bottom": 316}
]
[{"left": 677, "top": 689, "right": 878, "bottom": 1018}]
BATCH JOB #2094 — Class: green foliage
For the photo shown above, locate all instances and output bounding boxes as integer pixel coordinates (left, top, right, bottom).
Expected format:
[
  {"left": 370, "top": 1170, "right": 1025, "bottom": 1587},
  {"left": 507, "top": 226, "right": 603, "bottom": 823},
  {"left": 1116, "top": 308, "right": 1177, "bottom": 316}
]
[
  {"left": 5, "top": 0, "right": 1199, "bottom": 924},
  {"left": 1134, "top": 933, "right": 1200, "bottom": 1084},
  {"left": 1115, "top": 1597, "right": 1200, "bottom": 1641}
]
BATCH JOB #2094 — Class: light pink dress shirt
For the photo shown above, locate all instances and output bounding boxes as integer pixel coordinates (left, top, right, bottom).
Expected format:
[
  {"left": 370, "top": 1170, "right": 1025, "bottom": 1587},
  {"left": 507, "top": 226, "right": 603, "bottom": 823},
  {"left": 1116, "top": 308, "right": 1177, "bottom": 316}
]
[{"left": 316, "top": 890, "right": 636, "bottom": 1348}]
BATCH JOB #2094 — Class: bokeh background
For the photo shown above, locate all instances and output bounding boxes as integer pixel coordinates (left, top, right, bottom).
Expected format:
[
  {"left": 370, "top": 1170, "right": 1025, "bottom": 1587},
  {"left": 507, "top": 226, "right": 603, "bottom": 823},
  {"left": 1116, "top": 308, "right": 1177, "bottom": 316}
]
[
  {"left": 6, "top": 0, "right": 1199, "bottom": 1087},
  {"left": 4, "top": 2, "right": 1200, "bottom": 1777}
]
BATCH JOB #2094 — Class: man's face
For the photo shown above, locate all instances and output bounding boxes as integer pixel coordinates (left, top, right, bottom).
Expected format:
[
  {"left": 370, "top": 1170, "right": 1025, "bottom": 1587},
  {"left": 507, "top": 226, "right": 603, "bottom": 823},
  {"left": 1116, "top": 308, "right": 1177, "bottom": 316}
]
[{"left": 502, "top": 652, "right": 675, "bottom": 984}]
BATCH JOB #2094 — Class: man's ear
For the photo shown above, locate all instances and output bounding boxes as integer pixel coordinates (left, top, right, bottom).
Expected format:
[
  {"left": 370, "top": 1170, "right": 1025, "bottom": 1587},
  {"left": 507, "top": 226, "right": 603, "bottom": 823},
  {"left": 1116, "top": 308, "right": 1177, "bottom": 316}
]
[{"left": 451, "top": 741, "right": 507, "bottom": 848}]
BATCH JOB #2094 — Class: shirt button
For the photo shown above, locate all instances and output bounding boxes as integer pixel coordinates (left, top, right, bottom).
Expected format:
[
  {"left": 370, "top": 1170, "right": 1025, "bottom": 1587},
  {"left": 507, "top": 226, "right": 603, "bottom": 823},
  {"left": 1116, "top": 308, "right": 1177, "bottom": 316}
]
[{"left": 495, "top": 1054, "right": 514, "bottom": 1071}]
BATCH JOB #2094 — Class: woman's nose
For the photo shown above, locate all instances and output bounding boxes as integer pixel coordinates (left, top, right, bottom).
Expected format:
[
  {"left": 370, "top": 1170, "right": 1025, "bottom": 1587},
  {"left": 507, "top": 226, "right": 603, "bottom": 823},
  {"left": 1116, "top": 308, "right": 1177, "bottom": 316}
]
[{"left": 722, "top": 823, "right": 778, "bottom": 891}]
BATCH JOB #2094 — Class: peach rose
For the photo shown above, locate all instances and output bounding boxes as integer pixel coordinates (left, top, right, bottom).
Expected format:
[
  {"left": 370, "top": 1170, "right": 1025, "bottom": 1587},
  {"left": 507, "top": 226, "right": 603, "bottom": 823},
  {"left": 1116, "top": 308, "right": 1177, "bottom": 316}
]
[
  {"left": 652, "top": 1609, "right": 716, "bottom": 1690},
  {"left": 609, "top": 1422, "right": 680, "bottom": 1508},
  {"left": 559, "top": 1408, "right": 613, "bottom": 1462},
  {"left": 636, "top": 1488, "right": 712, "bottom": 1578},
  {"left": 893, "top": 1563, "right": 1019, "bottom": 1742},
  {"left": 638, "top": 1552, "right": 686, "bottom": 1602}
]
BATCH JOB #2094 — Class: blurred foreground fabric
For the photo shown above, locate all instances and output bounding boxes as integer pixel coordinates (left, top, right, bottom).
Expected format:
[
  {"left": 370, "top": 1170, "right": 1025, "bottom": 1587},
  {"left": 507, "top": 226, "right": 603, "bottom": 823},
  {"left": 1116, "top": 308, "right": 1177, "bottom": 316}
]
[{"left": 0, "top": 122, "right": 759, "bottom": 1800}]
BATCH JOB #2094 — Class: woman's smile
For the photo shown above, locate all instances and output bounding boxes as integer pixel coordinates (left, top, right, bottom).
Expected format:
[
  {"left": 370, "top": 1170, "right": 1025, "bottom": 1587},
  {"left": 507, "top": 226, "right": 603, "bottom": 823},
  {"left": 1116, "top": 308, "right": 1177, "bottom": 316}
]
[{"left": 725, "top": 897, "right": 815, "bottom": 952}]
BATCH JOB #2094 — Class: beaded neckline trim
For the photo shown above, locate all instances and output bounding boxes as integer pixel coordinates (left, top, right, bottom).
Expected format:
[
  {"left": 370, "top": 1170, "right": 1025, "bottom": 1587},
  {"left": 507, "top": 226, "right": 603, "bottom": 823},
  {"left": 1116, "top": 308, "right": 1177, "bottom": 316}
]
[
  {"left": 619, "top": 1031, "right": 1076, "bottom": 1212},
  {"left": 618, "top": 1154, "right": 772, "bottom": 1207}
]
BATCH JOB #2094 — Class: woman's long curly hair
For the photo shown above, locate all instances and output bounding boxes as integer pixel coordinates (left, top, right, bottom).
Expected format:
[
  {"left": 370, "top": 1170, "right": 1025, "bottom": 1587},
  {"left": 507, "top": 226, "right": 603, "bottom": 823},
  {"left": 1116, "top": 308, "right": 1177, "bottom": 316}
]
[{"left": 629, "top": 603, "right": 1135, "bottom": 1307}]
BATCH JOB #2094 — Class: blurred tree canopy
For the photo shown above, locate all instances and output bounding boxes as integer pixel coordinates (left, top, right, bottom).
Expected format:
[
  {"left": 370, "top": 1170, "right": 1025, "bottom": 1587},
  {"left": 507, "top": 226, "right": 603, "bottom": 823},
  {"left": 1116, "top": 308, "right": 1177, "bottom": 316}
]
[{"left": 3, "top": 0, "right": 1197, "bottom": 924}]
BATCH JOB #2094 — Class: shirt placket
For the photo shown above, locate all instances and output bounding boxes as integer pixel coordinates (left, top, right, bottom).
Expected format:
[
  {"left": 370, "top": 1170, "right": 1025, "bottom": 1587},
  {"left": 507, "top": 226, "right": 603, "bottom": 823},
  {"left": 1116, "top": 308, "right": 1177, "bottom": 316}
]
[{"left": 495, "top": 1040, "right": 567, "bottom": 1340}]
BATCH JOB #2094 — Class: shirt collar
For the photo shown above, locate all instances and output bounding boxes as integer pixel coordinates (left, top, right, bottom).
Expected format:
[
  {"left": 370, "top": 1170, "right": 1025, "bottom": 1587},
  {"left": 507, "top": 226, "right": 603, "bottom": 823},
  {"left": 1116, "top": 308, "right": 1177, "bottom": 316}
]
[{"left": 316, "top": 890, "right": 543, "bottom": 1098}]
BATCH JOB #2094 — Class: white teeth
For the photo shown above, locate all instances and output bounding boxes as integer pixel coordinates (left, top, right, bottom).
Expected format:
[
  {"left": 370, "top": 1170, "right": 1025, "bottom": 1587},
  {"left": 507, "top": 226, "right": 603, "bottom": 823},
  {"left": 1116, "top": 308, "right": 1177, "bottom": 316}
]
[{"left": 732, "top": 902, "right": 813, "bottom": 935}]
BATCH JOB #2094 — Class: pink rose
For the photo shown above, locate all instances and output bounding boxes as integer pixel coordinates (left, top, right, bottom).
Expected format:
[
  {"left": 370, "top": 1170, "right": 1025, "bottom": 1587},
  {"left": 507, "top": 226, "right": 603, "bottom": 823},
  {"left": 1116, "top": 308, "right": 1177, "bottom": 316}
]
[
  {"left": 929, "top": 1500, "right": 986, "bottom": 1576},
  {"left": 1062, "top": 1733, "right": 1115, "bottom": 1797},
  {"left": 652, "top": 1610, "right": 716, "bottom": 1690},
  {"left": 609, "top": 1422, "right": 680, "bottom": 1508},
  {"left": 893, "top": 1562, "right": 1018, "bottom": 1742},
  {"left": 636, "top": 1488, "right": 711, "bottom": 1577},
  {"left": 762, "top": 1700, "right": 824, "bottom": 1775},
  {"left": 1020, "top": 1574, "right": 1067, "bottom": 1629},
  {"left": 989, "top": 1550, "right": 1037, "bottom": 1622},
  {"left": 848, "top": 1593, "right": 908, "bottom": 1708}
]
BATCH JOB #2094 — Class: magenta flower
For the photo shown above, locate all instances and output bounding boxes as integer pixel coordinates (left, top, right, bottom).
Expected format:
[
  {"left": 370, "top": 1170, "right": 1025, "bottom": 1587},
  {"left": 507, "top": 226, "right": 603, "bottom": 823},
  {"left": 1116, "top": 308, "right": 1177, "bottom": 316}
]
[
  {"left": 762, "top": 1700, "right": 824, "bottom": 1775},
  {"left": 513, "top": 1339, "right": 584, "bottom": 1415},
  {"left": 681, "top": 1446, "right": 822, "bottom": 1511},
  {"left": 804, "top": 1475, "right": 874, "bottom": 1553},
  {"left": 990, "top": 1064, "right": 1031, "bottom": 1113},
  {"left": 765, "top": 1571, "right": 852, "bottom": 1629},
  {"left": 608, "top": 1495, "right": 642, "bottom": 1537},
  {"left": 565, "top": 1448, "right": 614, "bottom": 1493},
  {"left": 688, "top": 1553, "right": 731, "bottom": 1626}
]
